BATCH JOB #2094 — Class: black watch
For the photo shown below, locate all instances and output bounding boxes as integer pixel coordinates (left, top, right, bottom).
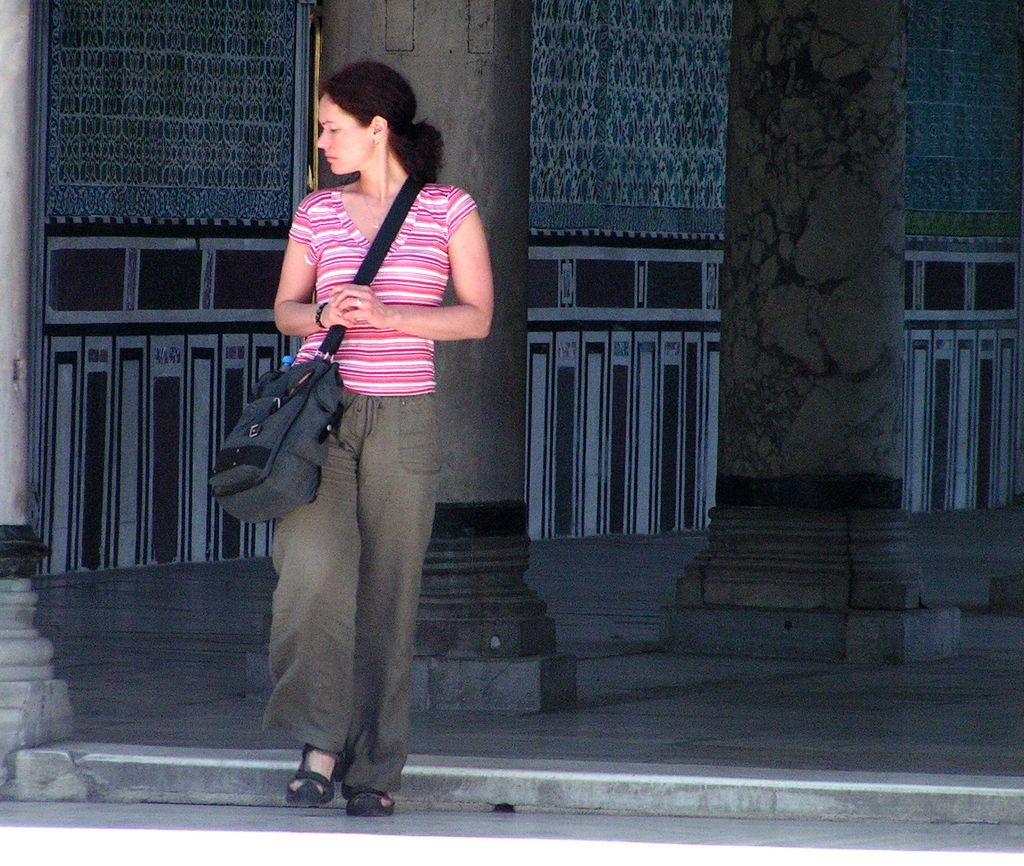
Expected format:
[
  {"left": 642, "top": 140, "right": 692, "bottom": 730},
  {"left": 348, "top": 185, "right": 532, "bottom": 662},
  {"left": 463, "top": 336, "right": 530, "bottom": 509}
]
[{"left": 314, "top": 300, "right": 328, "bottom": 328}]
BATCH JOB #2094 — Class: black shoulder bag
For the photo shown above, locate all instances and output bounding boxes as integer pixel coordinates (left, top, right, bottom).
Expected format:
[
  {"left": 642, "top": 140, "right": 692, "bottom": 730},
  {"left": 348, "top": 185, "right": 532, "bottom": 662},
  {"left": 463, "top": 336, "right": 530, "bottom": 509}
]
[{"left": 210, "top": 177, "right": 423, "bottom": 522}]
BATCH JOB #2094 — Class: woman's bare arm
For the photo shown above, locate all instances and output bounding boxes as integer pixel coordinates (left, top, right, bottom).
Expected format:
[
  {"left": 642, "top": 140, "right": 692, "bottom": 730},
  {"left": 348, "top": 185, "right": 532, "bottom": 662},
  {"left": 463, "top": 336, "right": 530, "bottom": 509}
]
[
  {"left": 272, "top": 240, "right": 321, "bottom": 337},
  {"left": 331, "top": 211, "right": 494, "bottom": 340}
]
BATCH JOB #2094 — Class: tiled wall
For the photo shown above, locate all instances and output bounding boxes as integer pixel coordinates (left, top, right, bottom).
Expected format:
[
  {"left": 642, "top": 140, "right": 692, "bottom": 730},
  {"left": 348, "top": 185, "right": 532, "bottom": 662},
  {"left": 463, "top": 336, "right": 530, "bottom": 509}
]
[
  {"left": 33, "top": 0, "right": 307, "bottom": 572},
  {"left": 530, "top": 0, "right": 730, "bottom": 236},
  {"left": 906, "top": 0, "right": 1022, "bottom": 236},
  {"left": 526, "top": 249, "right": 1019, "bottom": 538},
  {"left": 45, "top": 0, "right": 299, "bottom": 223},
  {"left": 37, "top": 236, "right": 294, "bottom": 573},
  {"left": 530, "top": 0, "right": 1022, "bottom": 238},
  {"left": 526, "top": 248, "right": 722, "bottom": 538}
]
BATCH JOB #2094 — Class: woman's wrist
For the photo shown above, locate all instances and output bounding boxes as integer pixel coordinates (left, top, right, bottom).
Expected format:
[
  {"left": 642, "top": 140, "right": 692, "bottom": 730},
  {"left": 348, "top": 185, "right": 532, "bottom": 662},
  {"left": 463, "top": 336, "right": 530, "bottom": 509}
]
[{"left": 314, "top": 300, "right": 329, "bottom": 329}]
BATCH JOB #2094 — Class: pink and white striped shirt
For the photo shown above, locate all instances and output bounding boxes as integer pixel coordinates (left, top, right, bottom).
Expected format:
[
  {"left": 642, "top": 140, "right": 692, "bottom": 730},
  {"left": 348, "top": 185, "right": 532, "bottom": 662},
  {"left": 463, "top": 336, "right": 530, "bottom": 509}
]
[{"left": 289, "top": 184, "right": 478, "bottom": 396}]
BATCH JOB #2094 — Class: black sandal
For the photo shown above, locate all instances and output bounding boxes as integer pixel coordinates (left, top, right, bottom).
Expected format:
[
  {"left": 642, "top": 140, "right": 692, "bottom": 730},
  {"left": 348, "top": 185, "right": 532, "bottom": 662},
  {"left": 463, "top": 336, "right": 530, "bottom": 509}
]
[
  {"left": 345, "top": 788, "right": 395, "bottom": 817},
  {"left": 284, "top": 744, "right": 336, "bottom": 808}
]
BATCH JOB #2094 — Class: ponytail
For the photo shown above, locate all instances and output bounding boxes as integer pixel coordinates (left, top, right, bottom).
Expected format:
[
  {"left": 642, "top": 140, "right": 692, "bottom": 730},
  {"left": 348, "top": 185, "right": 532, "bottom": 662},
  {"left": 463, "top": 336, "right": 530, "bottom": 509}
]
[{"left": 391, "top": 120, "right": 444, "bottom": 184}]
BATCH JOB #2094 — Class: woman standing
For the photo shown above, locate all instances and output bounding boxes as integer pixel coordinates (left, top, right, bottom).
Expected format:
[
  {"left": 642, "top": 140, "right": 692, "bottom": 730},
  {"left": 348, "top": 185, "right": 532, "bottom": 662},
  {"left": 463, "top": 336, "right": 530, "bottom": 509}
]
[{"left": 267, "top": 60, "right": 493, "bottom": 816}]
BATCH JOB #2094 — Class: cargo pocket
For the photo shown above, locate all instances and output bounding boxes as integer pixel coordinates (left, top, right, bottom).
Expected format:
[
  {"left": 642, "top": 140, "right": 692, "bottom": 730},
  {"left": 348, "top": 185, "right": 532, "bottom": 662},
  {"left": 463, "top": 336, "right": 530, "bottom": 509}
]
[{"left": 397, "top": 395, "right": 441, "bottom": 474}]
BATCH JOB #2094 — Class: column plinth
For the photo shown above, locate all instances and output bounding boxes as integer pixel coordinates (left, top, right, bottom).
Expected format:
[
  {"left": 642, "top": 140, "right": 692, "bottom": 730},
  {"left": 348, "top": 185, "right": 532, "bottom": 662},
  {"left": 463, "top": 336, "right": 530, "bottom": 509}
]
[
  {"left": 247, "top": 505, "right": 577, "bottom": 711},
  {"left": 677, "top": 504, "right": 923, "bottom": 612},
  {"left": 412, "top": 503, "right": 574, "bottom": 712},
  {"left": 664, "top": 505, "right": 957, "bottom": 662},
  {"left": 417, "top": 535, "right": 554, "bottom": 658},
  {"left": 0, "top": 529, "right": 73, "bottom": 788}
]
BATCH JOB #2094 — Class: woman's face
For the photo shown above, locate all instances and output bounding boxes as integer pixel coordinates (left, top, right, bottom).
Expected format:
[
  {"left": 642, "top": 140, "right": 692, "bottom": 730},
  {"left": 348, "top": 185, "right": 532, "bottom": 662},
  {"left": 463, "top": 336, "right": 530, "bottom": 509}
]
[{"left": 316, "top": 96, "right": 376, "bottom": 175}]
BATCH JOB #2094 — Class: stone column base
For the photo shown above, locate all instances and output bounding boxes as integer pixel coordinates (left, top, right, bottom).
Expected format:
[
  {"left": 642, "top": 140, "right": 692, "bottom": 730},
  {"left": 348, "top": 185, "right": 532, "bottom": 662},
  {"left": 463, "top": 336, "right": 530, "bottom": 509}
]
[
  {"left": 248, "top": 504, "right": 576, "bottom": 712},
  {"left": 410, "top": 654, "right": 576, "bottom": 712},
  {"left": 678, "top": 506, "right": 923, "bottom": 611},
  {"left": 990, "top": 574, "right": 1024, "bottom": 611},
  {"left": 0, "top": 680, "right": 72, "bottom": 767},
  {"left": 245, "top": 651, "right": 578, "bottom": 711},
  {"left": 661, "top": 605, "right": 960, "bottom": 663},
  {"left": 0, "top": 526, "right": 73, "bottom": 785},
  {"left": 416, "top": 532, "right": 555, "bottom": 657},
  {"left": 415, "top": 504, "right": 575, "bottom": 710}
]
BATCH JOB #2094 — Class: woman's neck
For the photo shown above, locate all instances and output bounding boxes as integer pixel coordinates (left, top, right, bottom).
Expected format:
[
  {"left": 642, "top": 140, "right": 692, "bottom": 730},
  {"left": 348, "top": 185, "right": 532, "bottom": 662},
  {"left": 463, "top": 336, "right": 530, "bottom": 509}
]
[{"left": 352, "top": 152, "right": 409, "bottom": 203}]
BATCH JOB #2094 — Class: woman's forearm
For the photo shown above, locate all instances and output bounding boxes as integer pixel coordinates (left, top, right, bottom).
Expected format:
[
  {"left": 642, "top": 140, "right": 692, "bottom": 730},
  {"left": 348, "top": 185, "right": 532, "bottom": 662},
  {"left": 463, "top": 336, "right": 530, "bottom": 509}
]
[
  {"left": 276, "top": 294, "right": 490, "bottom": 342},
  {"left": 374, "top": 301, "right": 491, "bottom": 341},
  {"left": 274, "top": 298, "right": 323, "bottom": 338}
]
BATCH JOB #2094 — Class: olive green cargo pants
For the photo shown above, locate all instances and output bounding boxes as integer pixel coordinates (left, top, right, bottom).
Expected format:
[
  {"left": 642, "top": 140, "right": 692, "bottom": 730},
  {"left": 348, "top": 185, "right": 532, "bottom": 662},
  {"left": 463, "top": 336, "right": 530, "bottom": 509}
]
[{"left": 264, "top": 391, "right": 439, "bottom": 794}]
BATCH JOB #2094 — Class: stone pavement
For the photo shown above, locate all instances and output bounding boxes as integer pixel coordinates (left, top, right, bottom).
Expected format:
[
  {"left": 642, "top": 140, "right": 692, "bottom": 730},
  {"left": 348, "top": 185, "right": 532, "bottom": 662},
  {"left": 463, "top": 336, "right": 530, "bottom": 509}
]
[
  {"left": 2, "top": 509, "right": 1024, "bottom": 845},
  {"left": 3, "top": 800, "right": 1024, "bottom": 861}
]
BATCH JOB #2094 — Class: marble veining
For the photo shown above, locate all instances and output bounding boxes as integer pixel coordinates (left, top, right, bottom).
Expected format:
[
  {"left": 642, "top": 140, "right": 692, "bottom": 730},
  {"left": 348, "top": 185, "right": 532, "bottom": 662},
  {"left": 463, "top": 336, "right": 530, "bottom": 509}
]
[{"left": 719, "top": 0, "right": 907, "bottom": 480}]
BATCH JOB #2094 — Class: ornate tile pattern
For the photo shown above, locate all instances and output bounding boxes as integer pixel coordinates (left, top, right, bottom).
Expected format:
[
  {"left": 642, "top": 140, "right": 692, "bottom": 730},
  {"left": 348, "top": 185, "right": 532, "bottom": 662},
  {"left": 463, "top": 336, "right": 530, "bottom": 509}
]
[
  {"left": 530, "top": 0, "right": 731, "bottom": 236},
  {"left": 46, "top": 0, "right": 296, "bottom": 223},
  {"left": 531, "top": 0, "right": 1022, "bottom": 239},
  {"left": 906, "top": 0, "right": 1021, "bottom": 228}
]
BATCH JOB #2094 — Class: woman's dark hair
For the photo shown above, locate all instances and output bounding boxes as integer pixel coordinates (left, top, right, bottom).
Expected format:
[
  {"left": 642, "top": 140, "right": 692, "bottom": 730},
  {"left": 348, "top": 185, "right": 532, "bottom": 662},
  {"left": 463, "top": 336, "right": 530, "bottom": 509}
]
[{"left": 320, "top": 61, "right": 444, "bottom": 184}]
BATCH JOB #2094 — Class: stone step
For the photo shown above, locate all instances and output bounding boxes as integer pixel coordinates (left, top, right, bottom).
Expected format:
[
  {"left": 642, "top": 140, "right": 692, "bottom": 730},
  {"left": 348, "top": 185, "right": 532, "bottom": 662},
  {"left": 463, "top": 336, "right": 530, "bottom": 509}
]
[{"left": 5, "top": 743, "right": 1024, "bottom": 825}]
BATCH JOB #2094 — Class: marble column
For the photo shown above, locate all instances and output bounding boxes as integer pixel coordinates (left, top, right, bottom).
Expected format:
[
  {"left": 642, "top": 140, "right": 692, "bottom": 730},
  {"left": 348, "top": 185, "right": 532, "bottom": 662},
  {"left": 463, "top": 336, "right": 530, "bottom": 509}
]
[
  {"left": 318, "top": 0, "right": 575, "bottom": 709},
  {"left": 662, "top": 0, "right": 959, "bottom": 662},
  {"left": 0, "top": 1, "right": 72, "bottom": 785}
]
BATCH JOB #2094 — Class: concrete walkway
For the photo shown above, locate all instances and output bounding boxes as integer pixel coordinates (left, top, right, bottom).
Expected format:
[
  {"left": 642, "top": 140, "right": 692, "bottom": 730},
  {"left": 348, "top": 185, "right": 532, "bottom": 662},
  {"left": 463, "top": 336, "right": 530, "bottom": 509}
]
[
  {"left": 3, "top": 509, "right": 1024, "bottom": 844},
  {"left": 3, "top": 800, "right": 1024, "bottom": 860}
]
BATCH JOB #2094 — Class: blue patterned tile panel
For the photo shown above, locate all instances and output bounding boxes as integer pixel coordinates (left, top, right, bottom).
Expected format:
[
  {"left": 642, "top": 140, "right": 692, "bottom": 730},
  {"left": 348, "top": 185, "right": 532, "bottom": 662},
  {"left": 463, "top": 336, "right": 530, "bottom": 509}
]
[
  {"left": 531, "top": 0, "right": 1021, "bottom": 238},
  {"left": 905, "top": 0, "right": 1021, "bottom": 218},
  {"left": 46, "top": 0, "right": 297, "bottom": 223},
  {"left": 531, "top": 0, "right": 731, "bottom": 236}
]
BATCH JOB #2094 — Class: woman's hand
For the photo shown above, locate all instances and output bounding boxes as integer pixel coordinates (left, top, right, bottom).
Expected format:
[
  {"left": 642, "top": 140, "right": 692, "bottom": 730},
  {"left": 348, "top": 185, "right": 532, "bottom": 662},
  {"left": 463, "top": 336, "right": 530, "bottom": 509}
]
[{"left": 332, "top": 283, "right": 392, "bottom": 329}]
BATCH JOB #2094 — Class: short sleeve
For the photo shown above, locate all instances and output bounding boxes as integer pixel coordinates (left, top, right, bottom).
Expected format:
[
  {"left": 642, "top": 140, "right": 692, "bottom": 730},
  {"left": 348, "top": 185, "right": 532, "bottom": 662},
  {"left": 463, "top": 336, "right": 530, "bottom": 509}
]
[
  {"left": 288, "top": 194, "right": 320, "bottom": 267},
  {"left": 446, "top": 188, "right": 478, "bottom": 240}
]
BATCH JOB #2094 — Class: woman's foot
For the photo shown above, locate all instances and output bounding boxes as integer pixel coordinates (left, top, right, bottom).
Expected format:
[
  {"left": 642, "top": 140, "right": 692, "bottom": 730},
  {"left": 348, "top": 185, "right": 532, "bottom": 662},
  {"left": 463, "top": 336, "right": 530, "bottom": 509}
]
[
  {"left": 344, "top": 788, "right": 395, "bottom": 817},
  {"left": 284, "top": 745, "right": 337, "bottom": 807}
]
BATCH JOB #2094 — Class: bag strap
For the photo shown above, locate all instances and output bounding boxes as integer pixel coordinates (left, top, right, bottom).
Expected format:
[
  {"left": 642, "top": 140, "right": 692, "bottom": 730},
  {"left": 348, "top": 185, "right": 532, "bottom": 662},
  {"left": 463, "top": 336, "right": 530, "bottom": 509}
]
[{"left": 317, "top": 177, "right": 424, "bottom": 357}]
